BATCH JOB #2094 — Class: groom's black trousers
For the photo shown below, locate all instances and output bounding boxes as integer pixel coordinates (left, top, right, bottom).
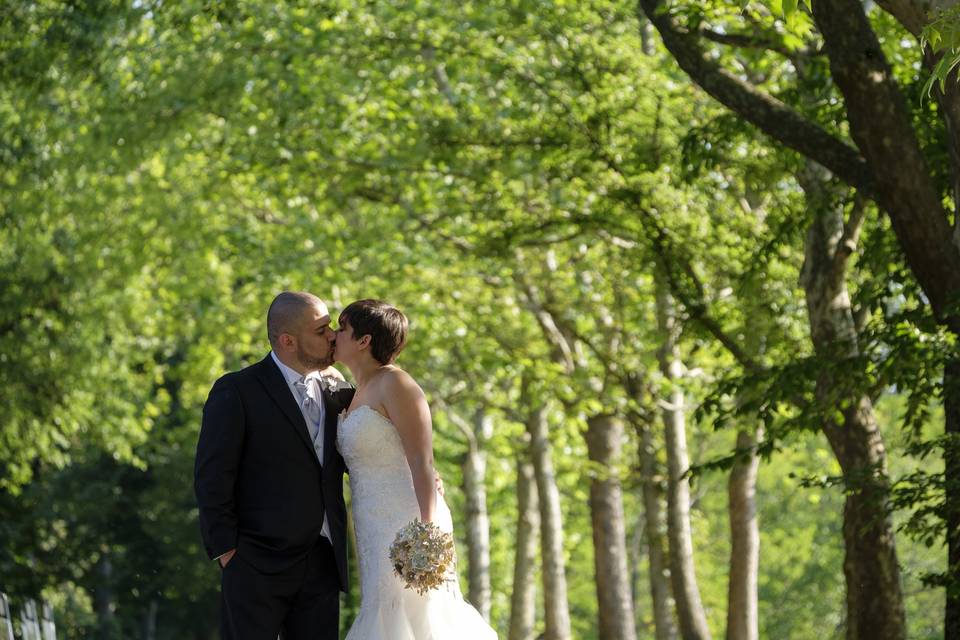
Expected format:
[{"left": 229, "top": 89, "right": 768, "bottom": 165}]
[{"left": 220, "top": 537, "right": 340, "bottom": 640}]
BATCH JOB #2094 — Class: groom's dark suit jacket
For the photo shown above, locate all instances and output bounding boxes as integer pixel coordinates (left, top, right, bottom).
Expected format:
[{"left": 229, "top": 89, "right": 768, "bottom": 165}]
[{"left": 194, "top": 354, "right": 354, "bottom": 590}]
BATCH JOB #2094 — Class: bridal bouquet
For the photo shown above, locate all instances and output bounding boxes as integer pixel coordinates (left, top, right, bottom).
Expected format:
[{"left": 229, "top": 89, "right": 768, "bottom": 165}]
[{"left": 389, "top": 519, "right": 456, "bottom": 595}]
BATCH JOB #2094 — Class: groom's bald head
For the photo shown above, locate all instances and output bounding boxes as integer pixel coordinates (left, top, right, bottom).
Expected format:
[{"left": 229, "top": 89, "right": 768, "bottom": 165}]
[{"left": 267, "top": 291, "right": 328, "bottom": 347}]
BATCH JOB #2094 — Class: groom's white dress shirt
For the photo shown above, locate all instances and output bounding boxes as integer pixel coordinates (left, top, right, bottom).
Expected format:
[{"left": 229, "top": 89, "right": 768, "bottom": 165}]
[{"left": 271, "top": 351, "right": 331, "bottom": 543}]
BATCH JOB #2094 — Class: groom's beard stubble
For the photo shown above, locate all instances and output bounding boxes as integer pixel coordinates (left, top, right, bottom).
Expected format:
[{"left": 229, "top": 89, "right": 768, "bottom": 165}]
[{"left": 297, "top": 344, "right": 334, "bottom": 372}]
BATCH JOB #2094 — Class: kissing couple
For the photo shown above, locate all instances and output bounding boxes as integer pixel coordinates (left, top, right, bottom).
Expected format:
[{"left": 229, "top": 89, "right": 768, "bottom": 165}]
[{"left": 194, "top": 292, "right": 497, "bottom": 639}]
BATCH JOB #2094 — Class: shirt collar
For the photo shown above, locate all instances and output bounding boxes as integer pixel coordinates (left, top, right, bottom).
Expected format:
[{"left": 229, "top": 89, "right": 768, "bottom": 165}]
[{"left": 270, "top": 351, "right": 320, "bottom": 386}]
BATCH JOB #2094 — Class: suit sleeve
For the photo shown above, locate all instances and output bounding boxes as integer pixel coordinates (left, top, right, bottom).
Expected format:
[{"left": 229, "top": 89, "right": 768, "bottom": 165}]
[{"left": 194, "top": 376, "right": 245, "bottom": 561}]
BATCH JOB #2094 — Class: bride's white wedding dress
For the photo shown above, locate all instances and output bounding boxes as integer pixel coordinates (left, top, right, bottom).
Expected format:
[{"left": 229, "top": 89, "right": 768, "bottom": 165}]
[{"left": 337, "top": 405, "right": 498, "bottom": 640}]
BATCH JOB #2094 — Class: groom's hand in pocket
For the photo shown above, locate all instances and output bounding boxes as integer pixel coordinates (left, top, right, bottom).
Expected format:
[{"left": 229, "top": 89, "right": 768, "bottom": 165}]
[{"left": 218, "top": 549, "right": 236, "bottom": 568}]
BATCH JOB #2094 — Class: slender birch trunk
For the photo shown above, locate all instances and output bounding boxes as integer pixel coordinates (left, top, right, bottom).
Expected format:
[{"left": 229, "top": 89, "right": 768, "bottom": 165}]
[
  {"left": 527, "top": 406, "right": 572, "bottom": 640},
  {"left": 634, "top": 415, "right": 678, "bottom": 640},
  {"left": 725, "top": 428, "right": 761, "bottom": 640},
  {"left": 509, "top": 454, "right": 540, "bottom": 640},
  {"left": 462, "top": 410, "right": 493, "bottom": 620},
  {"left": 655, "top": 283, "right": 711, "bottom": 640},
  {"left": 586, "top": 414, "right": 638, "bottom": 640}
]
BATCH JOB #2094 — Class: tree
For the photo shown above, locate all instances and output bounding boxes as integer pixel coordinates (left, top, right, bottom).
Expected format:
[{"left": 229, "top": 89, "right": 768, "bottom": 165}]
[{"left": 637, "top": 0, "right": 960, "bottom": 635}]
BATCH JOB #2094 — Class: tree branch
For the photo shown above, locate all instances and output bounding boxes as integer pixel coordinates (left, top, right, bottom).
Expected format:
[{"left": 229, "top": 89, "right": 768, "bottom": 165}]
[
  {"left": 434, "top": 398, "right": 477, "bottom": 448},
  {"left": 873, "top": 0, "right": 938, "bottom": 36},
  {"left": 596, "top": 223, "right": 764, "bottom": 374},
  {"left": 696, "top": 27, "right": 816, "bottom": 59},
  {"left": 637, "top": 0, "right": 877, "bottom": 198},
  {"left": 835, "top": 194, "right": 867, "bottom": 269},
  {"left": 514, "top": 263, "right": 577, "bottom": 374}
]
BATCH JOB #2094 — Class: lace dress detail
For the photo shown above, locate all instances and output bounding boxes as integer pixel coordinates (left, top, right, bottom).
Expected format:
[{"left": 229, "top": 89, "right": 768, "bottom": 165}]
[{"left": 337, "top": 406, "right": 497, "bottom": 640}]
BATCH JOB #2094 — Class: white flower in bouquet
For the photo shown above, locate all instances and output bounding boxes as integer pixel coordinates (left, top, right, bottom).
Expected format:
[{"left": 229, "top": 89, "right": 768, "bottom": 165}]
[{"left": 389, "top": 519, "right": 456, "bottom": 595}]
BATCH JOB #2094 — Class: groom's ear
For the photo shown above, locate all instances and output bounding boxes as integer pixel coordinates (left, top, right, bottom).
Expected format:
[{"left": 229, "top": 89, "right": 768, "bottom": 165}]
[
  {"left": 358, "top": 334, "right": 372, "bottom": 349},
  {"left": 277, "top": 333, "right": 295, "bottom": 351}
]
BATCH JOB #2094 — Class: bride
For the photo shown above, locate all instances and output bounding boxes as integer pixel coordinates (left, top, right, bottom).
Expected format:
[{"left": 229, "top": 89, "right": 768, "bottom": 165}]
[{"left": 333, "top": 299, "right": 497, "bottom": 640}]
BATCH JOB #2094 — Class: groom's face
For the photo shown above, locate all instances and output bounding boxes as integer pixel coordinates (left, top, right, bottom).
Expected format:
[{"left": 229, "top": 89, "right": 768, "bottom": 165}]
[{"left": 292, "top": 302, "right": 336, "bottom": 372}]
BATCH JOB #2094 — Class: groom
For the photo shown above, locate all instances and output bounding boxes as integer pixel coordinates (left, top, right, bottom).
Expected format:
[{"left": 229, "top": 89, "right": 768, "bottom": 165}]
[{"left": 194, "top": 291, "right": 355, "bottom": 640}]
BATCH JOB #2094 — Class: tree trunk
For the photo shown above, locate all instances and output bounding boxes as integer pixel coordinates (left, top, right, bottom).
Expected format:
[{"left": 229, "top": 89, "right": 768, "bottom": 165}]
[
  {"left": 527, "top": 406, "right": 573, "bottom": 640},
  {"left": 821, "top": 400, "right": 904, "bottom": 640},
  {"left": 725, "top": 428, "right": 760, "bottom": 640},
  {"left": 586, "top": 414, "right": 638, "bottom": 640},
  {"left": 945, "top": 357, "right": 960, "bottom": 640},
  {"left": 656, "top": 283, "right": 712, "bottom": 640},
  {"left": 797, "top": 160, "right": 905, "bottom": 640},
  {"left": 635, "top": 416, "right": 678, "bottom": 640},
  {"left": 922, "top": 48, "right": 960, "bottom": 227},
  {"left": 807, "top": 5, "right": 960, "bottom": 634},
  {"left": 462, "top": 410, "right": 493, "bottom": 620},
  {"left": 509, "top": 455, "right": 540, "bottom": 640}
]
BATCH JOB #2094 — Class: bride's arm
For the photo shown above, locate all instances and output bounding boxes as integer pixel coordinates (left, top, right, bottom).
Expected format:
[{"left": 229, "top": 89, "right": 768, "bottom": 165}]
[{"left": 383, "top": 370, "right": 437, "bottom": 523}]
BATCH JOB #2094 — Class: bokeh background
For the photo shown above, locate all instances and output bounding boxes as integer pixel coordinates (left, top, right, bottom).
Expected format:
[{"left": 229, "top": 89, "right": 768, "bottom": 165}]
[{"left": 2, "top": 1, "right": 958, "bottom": 638}]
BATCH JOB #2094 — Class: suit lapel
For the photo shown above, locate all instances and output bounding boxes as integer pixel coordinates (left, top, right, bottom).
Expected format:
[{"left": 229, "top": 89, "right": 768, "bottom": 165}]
[
  {"left": 321, "top": 389, "right": 341, "bottom": 467},
  {"left": 254, "top": 355, "right": 320, "bottom": 467}
]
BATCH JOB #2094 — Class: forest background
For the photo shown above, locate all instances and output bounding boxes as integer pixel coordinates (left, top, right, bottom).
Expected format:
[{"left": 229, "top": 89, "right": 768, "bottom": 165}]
[{"left": 3, "top": 1, "right": 960, "bottom": 639}]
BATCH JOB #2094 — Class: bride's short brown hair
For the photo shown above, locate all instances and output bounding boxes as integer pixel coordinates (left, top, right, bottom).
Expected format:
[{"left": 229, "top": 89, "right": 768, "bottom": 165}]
[{"left": 339, "top": 299, "right": 408, "bottom": 364}]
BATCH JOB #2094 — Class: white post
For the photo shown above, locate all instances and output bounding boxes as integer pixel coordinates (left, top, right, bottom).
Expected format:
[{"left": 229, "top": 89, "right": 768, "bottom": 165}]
[
  {"left": 0, "top": 593, "right": 14, "bottom": 640},
  {"left": 20, "top": 599, "right": 42, "bottom": 640},
  {"left": 41, "top": 601, "right": 56, "bottom": 640}
]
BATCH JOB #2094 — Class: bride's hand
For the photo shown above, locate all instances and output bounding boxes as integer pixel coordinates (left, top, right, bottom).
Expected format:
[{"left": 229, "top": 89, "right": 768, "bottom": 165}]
[{"left": 434, "top": 470, "right": 445, "bottom": 497}]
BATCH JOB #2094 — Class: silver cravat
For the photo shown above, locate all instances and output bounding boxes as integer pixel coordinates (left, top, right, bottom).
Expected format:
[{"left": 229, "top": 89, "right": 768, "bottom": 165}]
[{"left": 294, "top": 376, "right": 323, "bottom": 444}]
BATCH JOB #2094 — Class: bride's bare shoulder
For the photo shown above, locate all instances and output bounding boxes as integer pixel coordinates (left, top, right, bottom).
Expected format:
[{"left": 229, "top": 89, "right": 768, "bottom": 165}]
[{"left": 380, "top": 366, "right": 424, "bottom": 398}]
